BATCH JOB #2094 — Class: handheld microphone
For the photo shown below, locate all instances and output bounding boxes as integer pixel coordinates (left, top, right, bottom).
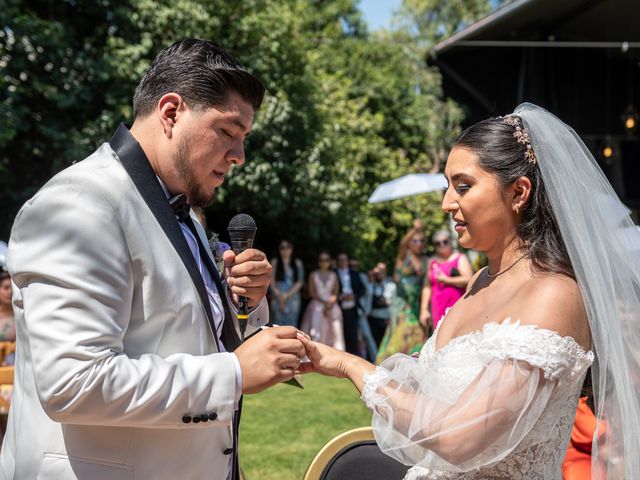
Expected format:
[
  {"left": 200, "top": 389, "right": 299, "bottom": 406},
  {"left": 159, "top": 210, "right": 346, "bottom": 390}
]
[{"left": 227, "top": 214, "right": 257, "bottom": 340}]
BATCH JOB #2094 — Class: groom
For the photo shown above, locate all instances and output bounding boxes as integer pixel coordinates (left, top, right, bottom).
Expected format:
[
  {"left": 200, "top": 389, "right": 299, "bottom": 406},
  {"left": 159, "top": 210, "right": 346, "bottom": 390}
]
[{"left": 1, "top": 39, "right": 305, "bottom": 480}]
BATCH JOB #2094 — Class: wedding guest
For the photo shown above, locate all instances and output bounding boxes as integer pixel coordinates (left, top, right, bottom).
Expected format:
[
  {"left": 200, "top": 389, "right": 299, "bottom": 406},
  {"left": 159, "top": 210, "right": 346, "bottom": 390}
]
[
  {"left": 562, "top": 396, "right": 607, "bottom": 479},
  {"left": 335, "top": 253, "right": 365, "bottom": 355},
  {"left": 367, "top": 263, "right": 396, "bottom": 347},
  {"left": 269, "top": 240, "right": 304, "bottom": 327},
  {"left": 0, "top": 271, "right": 15, "bottom": 343},
  {"left": 350, "top": 258, "right": 377, "bottom": 361},
  {"left": 376, "top": 222, "right": 426, "bottom": 362},
  {"left": 420, "top": 230, "right": 473, "bottom": 332},
  {"left": 298, "top": 104, "right": 640, "bottom": 478},
  {"left": 300, "top": 253, "right": 344, "bottom": 350}
]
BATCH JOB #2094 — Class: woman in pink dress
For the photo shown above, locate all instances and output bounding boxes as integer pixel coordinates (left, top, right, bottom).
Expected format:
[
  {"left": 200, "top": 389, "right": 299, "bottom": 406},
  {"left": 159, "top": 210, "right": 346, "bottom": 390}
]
[
  {"left": 420, "top": 230, "right": 473, "bottom": 331},
  {"left": 300, "top": 252, "right": 345, "bottom": 350}
]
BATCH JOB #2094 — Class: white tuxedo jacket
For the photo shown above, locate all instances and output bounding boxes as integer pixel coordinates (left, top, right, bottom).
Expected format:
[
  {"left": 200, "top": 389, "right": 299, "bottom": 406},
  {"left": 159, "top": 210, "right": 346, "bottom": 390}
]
[{"left": 0, "top": 126, "right": 267, "bottom": 480}]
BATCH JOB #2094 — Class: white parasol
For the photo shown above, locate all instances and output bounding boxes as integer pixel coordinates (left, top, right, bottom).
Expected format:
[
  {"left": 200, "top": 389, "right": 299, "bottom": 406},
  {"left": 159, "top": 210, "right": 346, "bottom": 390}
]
[{"left": 368, "top": 173, "right": 447, "bottom": 203}]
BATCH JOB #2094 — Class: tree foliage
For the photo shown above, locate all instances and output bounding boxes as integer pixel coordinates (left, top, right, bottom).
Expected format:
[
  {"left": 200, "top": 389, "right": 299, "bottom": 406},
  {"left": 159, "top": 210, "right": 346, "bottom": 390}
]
[
  {"left": 1, "top": 0, "right": 472, "bottom": 269},
  {"left": 394, "top": 0, "right": 502, "bottom": 46}
]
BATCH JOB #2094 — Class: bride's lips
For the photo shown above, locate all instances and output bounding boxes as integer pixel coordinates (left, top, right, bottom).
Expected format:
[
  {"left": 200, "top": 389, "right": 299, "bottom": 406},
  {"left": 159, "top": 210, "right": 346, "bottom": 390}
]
[{"left": 453, "top": 219, "right": 467, "bottom": 233}]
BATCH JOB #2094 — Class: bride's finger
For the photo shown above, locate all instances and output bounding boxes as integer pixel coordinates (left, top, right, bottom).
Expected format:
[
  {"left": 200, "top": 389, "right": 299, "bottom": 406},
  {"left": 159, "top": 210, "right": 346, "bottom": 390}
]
[
  {"left": 304, "top": 340, "right": 321, "bottom": 358},
  {"left": 297, "top": 362, "right": 316, "bottom": 374},
  {"left": 296, "top": 331, "right": 311, "bottom": 341},
  {"left": 298, "top": 336, "right": 318, "bottom": 357}
]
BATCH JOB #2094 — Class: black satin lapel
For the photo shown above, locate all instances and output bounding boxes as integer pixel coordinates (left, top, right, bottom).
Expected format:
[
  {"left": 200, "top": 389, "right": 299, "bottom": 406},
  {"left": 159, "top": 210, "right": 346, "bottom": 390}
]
[
  {"left": 185, "top": 217, "right": 241, "bottom": 351},
  {"left": 108, "top": 125, "right": 218, "bottom": 348},
  {"left": 213, "top": 263, "right": 242, "bottom": 351}
]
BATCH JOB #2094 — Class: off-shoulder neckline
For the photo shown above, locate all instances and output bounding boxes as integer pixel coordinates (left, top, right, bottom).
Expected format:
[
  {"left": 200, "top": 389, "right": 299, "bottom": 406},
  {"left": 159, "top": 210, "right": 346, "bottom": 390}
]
[{"left": 432, "top": 313, "right": 592, "bottom": 358}]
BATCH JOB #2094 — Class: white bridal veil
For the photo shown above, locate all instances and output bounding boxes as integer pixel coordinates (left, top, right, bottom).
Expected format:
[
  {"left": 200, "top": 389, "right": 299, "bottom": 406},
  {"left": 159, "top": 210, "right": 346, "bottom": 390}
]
[{"left": 517, "top": 103, "right": 640, "bottom": 478}]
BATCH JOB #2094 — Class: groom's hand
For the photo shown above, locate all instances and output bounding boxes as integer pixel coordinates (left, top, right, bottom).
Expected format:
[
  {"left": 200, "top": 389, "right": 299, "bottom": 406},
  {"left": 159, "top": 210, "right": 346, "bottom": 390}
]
[
  {"left": 235, "top": 326, "right": 306, "bottom": 394},
  {"left": 224, "top": 249, "right": 271, "bottom": 308}
]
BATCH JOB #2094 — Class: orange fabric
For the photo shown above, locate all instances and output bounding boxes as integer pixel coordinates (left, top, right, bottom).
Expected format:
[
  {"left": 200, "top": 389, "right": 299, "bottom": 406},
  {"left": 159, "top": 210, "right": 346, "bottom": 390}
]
[{"left": 562, "top": 397, "right": 607, "bottom": 480}]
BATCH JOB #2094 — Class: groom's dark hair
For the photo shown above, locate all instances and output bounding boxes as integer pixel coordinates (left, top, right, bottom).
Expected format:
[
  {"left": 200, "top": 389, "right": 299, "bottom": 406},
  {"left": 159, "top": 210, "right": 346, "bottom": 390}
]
[{"left": 133, "top": 39, "right": 265, "bottom": 118}]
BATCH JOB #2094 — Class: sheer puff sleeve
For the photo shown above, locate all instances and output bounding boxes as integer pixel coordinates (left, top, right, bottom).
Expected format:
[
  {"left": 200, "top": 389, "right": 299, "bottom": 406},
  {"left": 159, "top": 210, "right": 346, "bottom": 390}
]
[{"left": 361, "top": 319, "right": 593, "bottom": 473}]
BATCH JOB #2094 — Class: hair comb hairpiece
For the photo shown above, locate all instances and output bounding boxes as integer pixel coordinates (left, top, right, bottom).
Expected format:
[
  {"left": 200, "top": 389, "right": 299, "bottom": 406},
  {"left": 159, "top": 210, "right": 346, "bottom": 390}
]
[{"left": 502, "top": 115, "right": 538, "bottom": 165}]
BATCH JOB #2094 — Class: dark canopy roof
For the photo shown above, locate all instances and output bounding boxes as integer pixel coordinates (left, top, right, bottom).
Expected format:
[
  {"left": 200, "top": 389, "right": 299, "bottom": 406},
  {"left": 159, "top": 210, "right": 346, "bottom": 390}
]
[
  {"left": 435, "top": 0, "right": 640, "bottom": 55},
  {"left": 430, "top": 0, "right": 640, "bottom": 205}
]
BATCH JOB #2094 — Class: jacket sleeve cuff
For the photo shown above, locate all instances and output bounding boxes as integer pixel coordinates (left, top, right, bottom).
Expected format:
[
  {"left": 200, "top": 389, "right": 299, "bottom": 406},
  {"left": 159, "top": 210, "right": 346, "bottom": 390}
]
[{"left": 230, "top": 353, "right": 243, "bottom": 406}]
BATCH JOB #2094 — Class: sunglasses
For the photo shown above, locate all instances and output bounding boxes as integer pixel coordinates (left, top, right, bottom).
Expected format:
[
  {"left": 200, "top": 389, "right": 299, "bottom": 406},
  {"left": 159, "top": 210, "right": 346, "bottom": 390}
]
[
  {"left": 319, "top": 258, "right": 331, "bottom": 263},
  {"left": 434, "top": 239, "right": 451, "bottom": 247},
  {"left": 411, "top": 238, "right": 424, "bottom": 244},
  {"left": 279, "top": 245, "right": 292, "bottom": 250}
]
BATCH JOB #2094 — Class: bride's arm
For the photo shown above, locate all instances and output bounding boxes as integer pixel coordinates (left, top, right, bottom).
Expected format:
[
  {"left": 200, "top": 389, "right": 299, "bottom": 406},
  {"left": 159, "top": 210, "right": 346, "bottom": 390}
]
[
  {"left": 299, "top": 337, "right": 550, "bottom": 465},
  {"left": 362, "top": 354, "right": 553, "bottom": 468}
]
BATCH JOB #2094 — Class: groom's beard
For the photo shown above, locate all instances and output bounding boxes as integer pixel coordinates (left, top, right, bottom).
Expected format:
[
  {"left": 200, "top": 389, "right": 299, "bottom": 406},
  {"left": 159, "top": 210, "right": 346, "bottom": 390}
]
[{"left": 172, "top": 134, "right": 216, "bottom": 208}]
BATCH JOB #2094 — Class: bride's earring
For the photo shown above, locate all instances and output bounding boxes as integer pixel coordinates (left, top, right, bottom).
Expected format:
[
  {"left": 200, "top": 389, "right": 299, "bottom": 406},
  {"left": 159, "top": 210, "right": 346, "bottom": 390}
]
[{"left": 515, "top": 204, "right": 520, "bottom": 215}]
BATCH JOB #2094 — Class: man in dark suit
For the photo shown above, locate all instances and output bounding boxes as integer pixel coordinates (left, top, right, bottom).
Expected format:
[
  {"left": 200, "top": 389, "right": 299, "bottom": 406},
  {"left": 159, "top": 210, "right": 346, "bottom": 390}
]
[{"left": 335, "top": 252, "right": 365, "bottom": 355}]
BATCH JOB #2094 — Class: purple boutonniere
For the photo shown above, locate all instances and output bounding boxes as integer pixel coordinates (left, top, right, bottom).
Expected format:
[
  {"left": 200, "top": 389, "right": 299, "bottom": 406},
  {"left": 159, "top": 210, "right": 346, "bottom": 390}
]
[
  {"left": 208, "top": 233, "right": 231, "bottom": 273},
  {"left": 214, "top": 241, "right": 230, "bottom": 261}
]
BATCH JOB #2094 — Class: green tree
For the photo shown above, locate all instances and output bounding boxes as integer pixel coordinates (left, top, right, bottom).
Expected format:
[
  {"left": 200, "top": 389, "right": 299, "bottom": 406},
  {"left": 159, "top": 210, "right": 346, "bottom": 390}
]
[
  {"left": 1, "top": 0, "right": 123, "bottom": 240},
  {"left": 395, "top": 0, "right": 504, "bottom": 46},
  {"left": 1, "top": 0, "right": 465, "bottom": 271}
]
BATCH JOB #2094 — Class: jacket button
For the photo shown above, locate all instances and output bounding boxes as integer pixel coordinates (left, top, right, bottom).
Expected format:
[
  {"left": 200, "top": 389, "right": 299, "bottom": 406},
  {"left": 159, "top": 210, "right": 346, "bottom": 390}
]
[
  {"left": 192, "top": 416, "right": 201, "bottom": 424},
  {"left": 200, "top": 414, "right": 209, "bottom": 423},
  {"left": 223, "top": 448, "right": 234, "bottom": 455},
  {"left": 181, "top": 415, "right": 192, "bottom": 424},
  {"left": 208, "top": 412, "right": 218, "bottom": 421}
]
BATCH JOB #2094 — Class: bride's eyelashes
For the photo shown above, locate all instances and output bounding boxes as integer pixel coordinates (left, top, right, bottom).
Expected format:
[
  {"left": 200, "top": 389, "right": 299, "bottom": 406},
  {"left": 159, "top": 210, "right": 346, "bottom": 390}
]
[{"left": 442, "top": 183, "right": 470, "bottom": 195}]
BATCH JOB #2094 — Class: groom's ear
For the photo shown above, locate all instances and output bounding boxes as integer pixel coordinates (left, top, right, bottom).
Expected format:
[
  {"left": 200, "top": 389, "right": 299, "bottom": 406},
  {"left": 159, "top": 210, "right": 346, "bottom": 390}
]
[{"left": 511, "top": 176, "right": 533, "bottom": 212}]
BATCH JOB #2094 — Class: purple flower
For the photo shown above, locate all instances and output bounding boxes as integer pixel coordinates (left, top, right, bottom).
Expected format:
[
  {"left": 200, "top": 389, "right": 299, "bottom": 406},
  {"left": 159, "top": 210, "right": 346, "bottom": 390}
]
[{"left": 214, "top": 241, "right": 231, "bottom": 260}]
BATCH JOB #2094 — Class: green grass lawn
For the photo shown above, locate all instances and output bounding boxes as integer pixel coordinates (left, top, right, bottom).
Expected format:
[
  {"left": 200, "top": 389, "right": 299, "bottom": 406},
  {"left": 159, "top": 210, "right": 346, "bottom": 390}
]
[{"left": 240, "top": 373, "right": 372, "bottom": 480}]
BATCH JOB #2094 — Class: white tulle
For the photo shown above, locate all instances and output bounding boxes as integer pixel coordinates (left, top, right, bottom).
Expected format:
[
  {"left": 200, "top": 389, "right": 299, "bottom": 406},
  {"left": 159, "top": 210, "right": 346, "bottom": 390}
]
[
  {"left": 362, "top": 319, "right": 593, "bottom": 479},
  {"left": 516, "top": 103, "right": 640, "bottom": 479}
]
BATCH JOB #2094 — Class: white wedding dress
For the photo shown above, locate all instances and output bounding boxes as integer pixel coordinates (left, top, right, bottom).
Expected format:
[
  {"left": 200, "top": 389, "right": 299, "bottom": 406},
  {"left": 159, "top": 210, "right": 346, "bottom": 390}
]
[{"left": 361, "top": 316, "right": 593, "bottom": 479}]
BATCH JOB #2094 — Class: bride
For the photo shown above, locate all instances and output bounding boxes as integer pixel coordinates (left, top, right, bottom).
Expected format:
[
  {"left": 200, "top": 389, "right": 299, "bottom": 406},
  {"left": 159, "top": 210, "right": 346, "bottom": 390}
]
[{"left": 299, "top": 103, "right": 640, "bottom": 479}]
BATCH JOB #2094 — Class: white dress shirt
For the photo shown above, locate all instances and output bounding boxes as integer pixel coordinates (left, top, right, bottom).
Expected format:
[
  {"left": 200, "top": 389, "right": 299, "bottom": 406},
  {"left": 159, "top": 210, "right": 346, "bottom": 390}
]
[{"left": 337, "top": 268, "right": 356, "bottom": 309}]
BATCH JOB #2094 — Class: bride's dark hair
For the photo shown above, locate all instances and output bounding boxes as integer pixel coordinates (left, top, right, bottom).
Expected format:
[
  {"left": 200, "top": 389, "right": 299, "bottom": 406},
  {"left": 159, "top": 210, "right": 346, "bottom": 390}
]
[{"left": 453, "top": 117, "right": 575, "bottom": 280}]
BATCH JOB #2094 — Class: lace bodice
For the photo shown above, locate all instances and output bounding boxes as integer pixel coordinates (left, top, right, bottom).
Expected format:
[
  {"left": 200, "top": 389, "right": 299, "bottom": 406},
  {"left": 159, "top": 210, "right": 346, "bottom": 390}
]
[{"left": 362, "top": 318, "right": 593, "bottom": 479}]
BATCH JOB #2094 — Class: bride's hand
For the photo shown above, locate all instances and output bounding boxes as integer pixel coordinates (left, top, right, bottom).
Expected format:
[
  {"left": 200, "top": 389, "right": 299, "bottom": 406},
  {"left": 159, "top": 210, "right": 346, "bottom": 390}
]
[{"left": 297, "top": 336, "right": 351, "bottom": 378}]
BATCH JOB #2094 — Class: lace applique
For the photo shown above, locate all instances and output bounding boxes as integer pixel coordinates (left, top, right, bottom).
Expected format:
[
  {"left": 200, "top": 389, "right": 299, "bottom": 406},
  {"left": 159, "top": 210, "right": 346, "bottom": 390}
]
[
  {"left": 403, "top": 380, "right": 583, "bottom": 479},
  {"left": 475, "top": 319, "right": 593, "bottom": 380},
  {"left": 361, "top": 367, "right": 390, "bottom": 410},
  {"left": 428, "top": 318, "right": 593, "bottom": 381}
]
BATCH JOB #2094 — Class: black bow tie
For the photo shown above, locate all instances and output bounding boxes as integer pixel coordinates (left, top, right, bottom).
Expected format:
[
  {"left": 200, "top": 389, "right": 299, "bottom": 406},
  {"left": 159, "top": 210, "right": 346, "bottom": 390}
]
[{"left": 169, "top": 194, "right": 190, "bottom": 223}]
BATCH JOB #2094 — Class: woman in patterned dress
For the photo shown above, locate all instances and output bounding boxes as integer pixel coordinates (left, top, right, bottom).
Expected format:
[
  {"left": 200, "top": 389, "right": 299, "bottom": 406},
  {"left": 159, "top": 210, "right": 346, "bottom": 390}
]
[{"left": 375, "top": 224, "right": 427, "bottom": 363}]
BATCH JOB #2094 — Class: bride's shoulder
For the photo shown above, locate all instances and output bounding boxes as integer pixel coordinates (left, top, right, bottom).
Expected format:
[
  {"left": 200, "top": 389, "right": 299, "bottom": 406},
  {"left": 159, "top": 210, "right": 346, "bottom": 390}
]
[{"left": 517, "top": 273, "right": 590, "bottom": 350}]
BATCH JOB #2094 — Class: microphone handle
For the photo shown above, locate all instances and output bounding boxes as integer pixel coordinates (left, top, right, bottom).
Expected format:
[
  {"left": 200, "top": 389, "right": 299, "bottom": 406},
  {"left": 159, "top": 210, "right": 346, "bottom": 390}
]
[
  {"left": 230, "top": 239, "right": 254, "bottom": 255},
  {"left": 230, "top": 238, "right": 255, "bottom": 339}
]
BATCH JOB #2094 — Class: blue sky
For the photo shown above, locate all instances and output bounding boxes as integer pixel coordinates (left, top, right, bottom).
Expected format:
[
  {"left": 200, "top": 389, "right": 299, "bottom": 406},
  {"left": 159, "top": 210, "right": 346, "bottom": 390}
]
[{"left": 358, "top": 0, "right": 403, "bottom": 31}]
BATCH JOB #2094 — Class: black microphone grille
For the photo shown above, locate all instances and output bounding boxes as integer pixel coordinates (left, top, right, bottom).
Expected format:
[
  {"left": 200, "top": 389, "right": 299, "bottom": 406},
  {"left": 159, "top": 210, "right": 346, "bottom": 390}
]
[{"left": 227, "top": 213, "right": 257, "bottom": 232}]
